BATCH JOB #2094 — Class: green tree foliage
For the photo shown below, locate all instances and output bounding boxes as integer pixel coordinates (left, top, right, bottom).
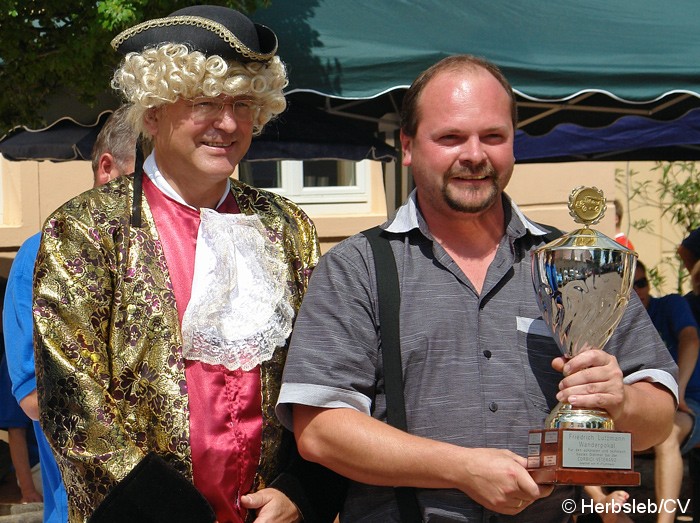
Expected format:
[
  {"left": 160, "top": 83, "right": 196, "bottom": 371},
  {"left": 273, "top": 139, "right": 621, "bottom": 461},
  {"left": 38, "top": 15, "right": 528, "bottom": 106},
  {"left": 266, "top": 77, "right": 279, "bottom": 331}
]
[
  {"left": 0, "top": 0, "right": 269, "bottom": 136},
  {"left": 617, "top": 161, "right": 700, "bottom": 292}
]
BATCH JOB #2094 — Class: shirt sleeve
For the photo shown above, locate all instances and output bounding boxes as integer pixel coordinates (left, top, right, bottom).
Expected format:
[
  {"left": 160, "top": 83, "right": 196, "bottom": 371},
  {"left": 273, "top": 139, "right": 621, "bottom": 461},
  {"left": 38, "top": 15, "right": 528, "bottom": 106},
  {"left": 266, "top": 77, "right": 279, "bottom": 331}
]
[
  {"left": 33, "top": 207, "right": 145, "bottom": 508},
  {"left": 3, "top": 233, "right": 41, "bottom": 403},
  {"left": 0, "top": 355, "right": 31, "bottom": 429},
  {"left": 277, "top": 235, "right": 378, "bottom": 430}
]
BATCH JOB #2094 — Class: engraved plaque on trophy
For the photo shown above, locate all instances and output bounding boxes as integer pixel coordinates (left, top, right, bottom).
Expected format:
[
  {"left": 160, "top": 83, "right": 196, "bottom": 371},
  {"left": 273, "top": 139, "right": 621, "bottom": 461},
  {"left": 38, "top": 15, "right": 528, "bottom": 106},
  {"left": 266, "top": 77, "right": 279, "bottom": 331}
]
[{"left": 526, "top": 186, "right": 641, "bottom": 486}]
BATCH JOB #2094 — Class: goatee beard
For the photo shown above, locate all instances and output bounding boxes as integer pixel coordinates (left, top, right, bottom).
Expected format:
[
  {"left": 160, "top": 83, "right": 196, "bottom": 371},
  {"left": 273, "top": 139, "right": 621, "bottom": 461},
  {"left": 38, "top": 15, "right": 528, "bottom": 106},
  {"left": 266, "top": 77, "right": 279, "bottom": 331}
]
[{"left": 443, "top": 164, "right": 499, "bottom": 213}]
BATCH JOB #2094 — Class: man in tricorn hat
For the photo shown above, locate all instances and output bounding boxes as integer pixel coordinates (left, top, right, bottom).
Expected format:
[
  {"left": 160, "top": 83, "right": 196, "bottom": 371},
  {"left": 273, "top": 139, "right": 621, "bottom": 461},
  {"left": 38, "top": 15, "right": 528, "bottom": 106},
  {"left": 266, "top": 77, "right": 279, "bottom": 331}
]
[{"left": 33, "top": 6, "right": 341, "bottom": 523}]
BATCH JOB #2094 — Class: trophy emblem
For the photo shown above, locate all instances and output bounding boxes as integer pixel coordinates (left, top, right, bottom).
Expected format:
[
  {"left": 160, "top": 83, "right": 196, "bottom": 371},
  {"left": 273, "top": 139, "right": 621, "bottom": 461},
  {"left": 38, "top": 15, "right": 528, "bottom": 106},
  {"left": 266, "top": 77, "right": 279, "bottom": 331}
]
[{"left": 527, "top": 186, "right": 641, "bottom": 486}]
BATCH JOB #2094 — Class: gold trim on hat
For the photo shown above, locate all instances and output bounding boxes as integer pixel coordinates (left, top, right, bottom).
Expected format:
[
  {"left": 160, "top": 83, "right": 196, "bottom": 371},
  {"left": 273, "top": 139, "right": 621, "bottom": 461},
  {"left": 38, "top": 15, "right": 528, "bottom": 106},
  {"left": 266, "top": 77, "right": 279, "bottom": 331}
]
[{"left": 111, "top": 15, "right": 277, "bottom": 62}]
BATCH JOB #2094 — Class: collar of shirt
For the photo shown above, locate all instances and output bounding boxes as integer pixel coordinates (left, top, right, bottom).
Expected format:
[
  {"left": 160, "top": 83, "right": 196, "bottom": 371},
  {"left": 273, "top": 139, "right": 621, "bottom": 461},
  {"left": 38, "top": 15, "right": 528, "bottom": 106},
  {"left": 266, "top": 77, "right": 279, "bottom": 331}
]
[
  {"left": 143, "top": 152, "right": 231, "bottom": 211},
  {"left": 382, "top": 189, "right": 551, "bottom": 241}
]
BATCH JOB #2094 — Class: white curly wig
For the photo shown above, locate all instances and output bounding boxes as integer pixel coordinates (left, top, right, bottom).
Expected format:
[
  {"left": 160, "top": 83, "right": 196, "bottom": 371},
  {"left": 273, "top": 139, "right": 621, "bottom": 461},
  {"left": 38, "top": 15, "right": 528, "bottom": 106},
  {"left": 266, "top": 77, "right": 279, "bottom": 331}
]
[{"left": 111, "top": 43, "right": 288, "bottom": 139}]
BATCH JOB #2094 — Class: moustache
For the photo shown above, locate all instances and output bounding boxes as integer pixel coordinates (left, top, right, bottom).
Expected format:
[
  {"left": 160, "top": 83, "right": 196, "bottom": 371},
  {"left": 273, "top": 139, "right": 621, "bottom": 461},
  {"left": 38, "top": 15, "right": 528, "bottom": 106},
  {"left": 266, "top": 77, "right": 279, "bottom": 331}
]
[{"left": 448, "top": 163, "right": 496, "bottom": 179}]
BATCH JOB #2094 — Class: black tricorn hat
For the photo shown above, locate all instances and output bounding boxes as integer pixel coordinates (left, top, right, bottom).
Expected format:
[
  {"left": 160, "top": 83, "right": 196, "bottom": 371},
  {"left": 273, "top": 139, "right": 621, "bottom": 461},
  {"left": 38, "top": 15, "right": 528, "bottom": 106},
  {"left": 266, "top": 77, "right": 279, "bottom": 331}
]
[{"left": 111, "top": 5, "right": 277, "bottom": 63}]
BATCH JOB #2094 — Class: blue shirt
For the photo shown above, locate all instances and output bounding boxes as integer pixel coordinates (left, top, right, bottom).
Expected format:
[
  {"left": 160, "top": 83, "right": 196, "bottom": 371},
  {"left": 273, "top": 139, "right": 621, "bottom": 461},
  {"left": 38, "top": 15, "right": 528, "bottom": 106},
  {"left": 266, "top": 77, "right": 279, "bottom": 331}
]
[
  {"left": 4, "top": 232, "right": 68, "bottom": 523},
  {"left": 0, "top": 353, "right": 40, "bottom": 468},
  {"left": 648, "top": 294, "right": 700, "bottom": 399}
]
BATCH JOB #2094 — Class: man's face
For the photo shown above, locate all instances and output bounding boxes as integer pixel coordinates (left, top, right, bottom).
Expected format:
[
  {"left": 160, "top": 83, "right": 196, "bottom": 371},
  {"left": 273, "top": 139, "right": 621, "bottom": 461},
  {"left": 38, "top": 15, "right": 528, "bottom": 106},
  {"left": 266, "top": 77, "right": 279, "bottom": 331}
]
[
  {"left": 400, "top": 68, "right": 515, "bottom": 218},
  {"left": 145, "top": 95, "right": 255, "bottom": 189}
]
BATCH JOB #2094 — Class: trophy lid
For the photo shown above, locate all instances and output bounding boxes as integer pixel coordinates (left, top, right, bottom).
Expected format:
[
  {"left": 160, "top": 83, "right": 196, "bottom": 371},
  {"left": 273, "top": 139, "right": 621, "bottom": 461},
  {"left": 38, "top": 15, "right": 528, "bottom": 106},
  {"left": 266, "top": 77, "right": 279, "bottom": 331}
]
[
  {"left": 538, "top": 186, "right": 637, "bottom": 253},
  {"left": 544, "top": 227, "right": 634, "bottom": 252}
]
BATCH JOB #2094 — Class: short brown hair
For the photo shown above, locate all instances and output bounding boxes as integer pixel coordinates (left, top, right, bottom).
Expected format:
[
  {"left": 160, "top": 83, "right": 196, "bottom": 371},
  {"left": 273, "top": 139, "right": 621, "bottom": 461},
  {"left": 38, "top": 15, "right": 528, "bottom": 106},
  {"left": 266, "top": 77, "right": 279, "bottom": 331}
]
[
  {"left": 91, "top": 104, "right": 138, "bottom": 177},
  {"left": 400, "top": 55, "right": 518, "bottom": 138}
]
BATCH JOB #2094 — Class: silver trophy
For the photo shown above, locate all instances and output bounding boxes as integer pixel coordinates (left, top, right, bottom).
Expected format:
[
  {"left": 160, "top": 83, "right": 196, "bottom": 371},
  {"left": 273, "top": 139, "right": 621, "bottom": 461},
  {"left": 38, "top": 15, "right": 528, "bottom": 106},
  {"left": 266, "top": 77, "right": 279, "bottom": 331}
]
[{"left": 532, "top": 187, "right": 637, "bottom": 430}]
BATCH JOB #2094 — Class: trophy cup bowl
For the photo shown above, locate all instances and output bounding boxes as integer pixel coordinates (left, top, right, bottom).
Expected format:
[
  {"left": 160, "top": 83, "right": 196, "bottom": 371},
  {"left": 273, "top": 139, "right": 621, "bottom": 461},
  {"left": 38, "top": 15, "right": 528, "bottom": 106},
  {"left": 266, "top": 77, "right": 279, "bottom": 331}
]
[
  {"left": 532, "top": 230, "right": 637, "bottom": 430},
  {"left": 527, "top": 187, "right": 640, "bottom": 486}
]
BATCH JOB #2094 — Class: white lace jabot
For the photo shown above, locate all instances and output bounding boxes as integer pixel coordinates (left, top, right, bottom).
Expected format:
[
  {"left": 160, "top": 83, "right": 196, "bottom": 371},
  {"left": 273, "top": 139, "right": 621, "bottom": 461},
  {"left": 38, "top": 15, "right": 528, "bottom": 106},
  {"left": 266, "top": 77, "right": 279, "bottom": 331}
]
[{"left": 181, "top": 208, "right": 294, "bottom": 371}]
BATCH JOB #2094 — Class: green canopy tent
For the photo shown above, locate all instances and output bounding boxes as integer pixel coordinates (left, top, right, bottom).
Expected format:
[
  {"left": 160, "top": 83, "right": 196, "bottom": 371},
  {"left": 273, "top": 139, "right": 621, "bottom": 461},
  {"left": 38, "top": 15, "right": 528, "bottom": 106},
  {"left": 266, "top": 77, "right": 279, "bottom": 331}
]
[
  {"left": 3, "top": 1, "right": 700, "bottom": 167},
  {"left": 248, "top": 0, "right": 700, "bottom": 204},
  {"left": 253, "top": 0, "right": 700, "bottom": 135}
]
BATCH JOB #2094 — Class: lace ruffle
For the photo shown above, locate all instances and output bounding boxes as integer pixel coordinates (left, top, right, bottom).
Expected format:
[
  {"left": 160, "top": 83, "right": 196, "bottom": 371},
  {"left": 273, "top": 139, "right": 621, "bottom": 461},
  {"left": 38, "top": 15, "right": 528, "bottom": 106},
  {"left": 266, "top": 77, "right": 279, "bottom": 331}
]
[{"left": 181, "top": 209, "right": 293, "bottom": 370}]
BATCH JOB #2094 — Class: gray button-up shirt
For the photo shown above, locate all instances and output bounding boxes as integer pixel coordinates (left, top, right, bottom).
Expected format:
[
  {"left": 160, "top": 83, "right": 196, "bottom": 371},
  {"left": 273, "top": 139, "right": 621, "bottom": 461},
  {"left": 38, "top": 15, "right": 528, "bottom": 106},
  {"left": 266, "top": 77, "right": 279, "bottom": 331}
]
[{"left": 278, "top": 191, "right": 678, "bottom": 522}]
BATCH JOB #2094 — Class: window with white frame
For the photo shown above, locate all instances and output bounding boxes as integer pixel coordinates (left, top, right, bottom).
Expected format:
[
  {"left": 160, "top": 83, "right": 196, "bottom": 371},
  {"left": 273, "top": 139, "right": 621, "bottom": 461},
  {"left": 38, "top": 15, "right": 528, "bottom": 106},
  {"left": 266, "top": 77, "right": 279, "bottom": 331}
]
[{"left": 239, "top": 159, "right": 372, "bottom": 214}]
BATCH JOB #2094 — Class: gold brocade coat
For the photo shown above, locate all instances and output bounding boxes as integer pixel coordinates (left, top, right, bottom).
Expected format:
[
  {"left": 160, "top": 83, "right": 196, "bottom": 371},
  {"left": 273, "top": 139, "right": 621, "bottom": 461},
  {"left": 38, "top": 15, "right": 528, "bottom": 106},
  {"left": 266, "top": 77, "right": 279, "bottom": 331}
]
[{"left": 33, "top": 176, "right": 320, "bottom": 522}]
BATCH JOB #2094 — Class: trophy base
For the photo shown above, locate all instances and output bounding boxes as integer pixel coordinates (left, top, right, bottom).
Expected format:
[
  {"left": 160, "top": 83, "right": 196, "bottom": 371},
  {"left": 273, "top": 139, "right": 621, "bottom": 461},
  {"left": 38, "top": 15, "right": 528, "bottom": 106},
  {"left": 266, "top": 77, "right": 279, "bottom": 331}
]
[
  {"left": 529, "top": 466, "right": 640, "bottom": 486},
  {"left": 527, "top": 428, "right": 640, "bottom": 486}
]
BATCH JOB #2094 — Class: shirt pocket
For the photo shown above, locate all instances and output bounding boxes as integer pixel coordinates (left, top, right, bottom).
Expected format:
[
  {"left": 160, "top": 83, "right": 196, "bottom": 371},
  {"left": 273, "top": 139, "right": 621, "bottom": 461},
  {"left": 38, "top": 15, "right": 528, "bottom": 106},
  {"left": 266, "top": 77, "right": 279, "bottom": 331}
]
[{"left": 516, "top": 316, "right": 563, "bottom": 415}]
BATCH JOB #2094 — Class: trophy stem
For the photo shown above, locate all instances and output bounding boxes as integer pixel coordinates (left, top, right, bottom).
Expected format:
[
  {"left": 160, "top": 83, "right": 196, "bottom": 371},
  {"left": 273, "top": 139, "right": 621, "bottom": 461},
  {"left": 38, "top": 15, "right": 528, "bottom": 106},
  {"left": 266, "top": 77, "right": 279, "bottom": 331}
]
[{"left": 545, "top": 401, "right": 614, "bottom": 430}]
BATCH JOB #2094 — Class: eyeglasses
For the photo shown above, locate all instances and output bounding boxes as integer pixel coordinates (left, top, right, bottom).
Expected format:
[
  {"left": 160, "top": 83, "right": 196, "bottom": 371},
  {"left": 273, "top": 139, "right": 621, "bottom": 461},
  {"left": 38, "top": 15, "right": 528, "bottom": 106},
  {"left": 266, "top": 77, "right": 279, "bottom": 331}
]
[
  {"left": 633, "top": 277, "right": 649, "bottom": 289},
  {"left": 189, "top": 98, "right": 260, "bottom": 123}
]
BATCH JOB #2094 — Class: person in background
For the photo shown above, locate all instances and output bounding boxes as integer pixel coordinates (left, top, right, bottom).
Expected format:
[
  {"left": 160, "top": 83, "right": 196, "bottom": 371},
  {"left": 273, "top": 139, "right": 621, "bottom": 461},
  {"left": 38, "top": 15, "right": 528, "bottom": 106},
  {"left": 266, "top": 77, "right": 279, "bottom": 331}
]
[
  {"left": 678, "top": 226, "right": 700, "bottom": 274},
  {"left": 3, "top": 104, "right": 138, "bottom": 522},
  {"left": 276, "top": 54, "right": 678, "bottom": 522},
  {"left": 0, "top": 275, "right": 42, "bottom": 505},
  {"left": 684, "top": 259, "right": 700, "bottom": 523},
  {"left": 685, "top": 260, "right": 700, "bottom": 330},
  {"left": 614, "top": 199, "right": 635, "bottom": 250},
  {"left": 634, "top": 260, "right": 700, "bottom": 523},
  {"left": 33, "top": 5, "right": 341, "bottom": 523}
]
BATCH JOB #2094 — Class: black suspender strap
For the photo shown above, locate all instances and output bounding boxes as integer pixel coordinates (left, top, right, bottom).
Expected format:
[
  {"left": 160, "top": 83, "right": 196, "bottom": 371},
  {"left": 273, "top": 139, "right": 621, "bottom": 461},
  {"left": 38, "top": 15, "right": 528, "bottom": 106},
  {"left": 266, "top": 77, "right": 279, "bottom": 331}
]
[
  {"left": 361, "top": 226, "right": 422, "bottom": 523},
  {"left": 361, "top": 226, "right": 409, "bottom": 430}
]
